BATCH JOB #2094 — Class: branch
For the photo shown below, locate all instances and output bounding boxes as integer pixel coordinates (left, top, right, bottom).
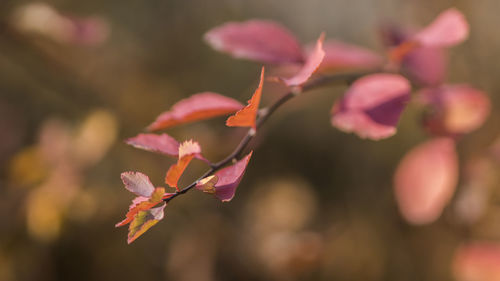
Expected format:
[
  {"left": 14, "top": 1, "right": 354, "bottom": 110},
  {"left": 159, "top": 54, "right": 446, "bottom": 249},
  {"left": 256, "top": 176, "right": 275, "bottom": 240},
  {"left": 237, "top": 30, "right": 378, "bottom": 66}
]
[{"left": 164, "top": 70, "right": 376, "bottom": 202}]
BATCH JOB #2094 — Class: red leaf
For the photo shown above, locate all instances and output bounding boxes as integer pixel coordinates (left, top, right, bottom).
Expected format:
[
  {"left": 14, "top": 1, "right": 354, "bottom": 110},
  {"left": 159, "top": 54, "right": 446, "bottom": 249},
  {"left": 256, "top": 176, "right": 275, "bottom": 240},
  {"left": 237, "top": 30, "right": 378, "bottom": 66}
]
[
  {"left": 282, "top": 33, "right": 325, "bottom": 86},
  {"left": 413, "top": 8, "right": 469, "bottom": 48},
  {"left": 120, "top": 172, "right": 156, "bottom": 197},
  {"left": 204, "top": 20, "right": 304, "bottom": 64},
  {"left": 393, "top": 138, "right": 458, "bottom": 224},
  {"left": 127, "top": 203, "right": 166, "bottom": 244},
  {"left": 330, "top": 74, "right": 411, "bottom": 140},
  {"left": 116, "top": 187, "right": 166, "bottom": 227},
  {"left": 452, "top": 242, "right": 500, "bottom": 281},
  {"left": 165, "top": 140, "right": 201, "bottom": 190},
  {"left": 197, "top": 151, "right": 253, "bottom": 202},
  {"left": 125, "top": 133, "right": 179, "bottom": 157},
  {"left": 226, "top": 67, "right": 265, "bottom": 129},
  {"left": 310, "top": 39, "right": 383, "bottom": 72},
  {"left": 147, "top": 92, "right": 243, "bottom": 131},
  {"left": 402, "top": 46, "right": 447, "bottom": 87},
  {"left": 419, "top": 85, "right": 491, "bottom": 136}
]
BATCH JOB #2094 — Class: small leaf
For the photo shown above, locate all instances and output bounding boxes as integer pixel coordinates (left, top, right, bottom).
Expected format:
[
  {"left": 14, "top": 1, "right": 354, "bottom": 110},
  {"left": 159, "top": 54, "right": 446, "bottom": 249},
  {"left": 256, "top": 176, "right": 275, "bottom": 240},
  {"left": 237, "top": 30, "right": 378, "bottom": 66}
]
[
  {"left": 116, "top": 187, "right": 166, "bottom": 227},
  {"left": 452, "top": 242, "right": 500, "bottom": 281},
  {"left": 419, "top": 85, "right": 491, "bottom": 136},
  {"left": 331, "top": 74, "right": 411, "bottom": 140},
  {"left": 213, "top": 151, "right": 253, "bottom": 202},
  {"left": 165, "top": 140, "right": 202, "bottom": 190},
  {"left": 196, "top": 175, "right": 218, "bottom": 194},
  {"left": 120, "top": 172, "right": 155, "bottom": 197},
  {"left": 226, "top": 67, "right": 265, "bottom": 129},
  {"left": 393, "top": 138, "right": 458, "bottom": 225},
  {"left": 282, "top": 33, "right": 325, "bottom": 86},
  {"left": 413, "top": 8, "right": 469, "bottom": 48},
  {"left": 204, "top": 20, "right": 304, "bottom": 64},
  {"left": 147, "top": 92, "right": 243, "bottom": 131},
  {"left": 125, "top": 133, "right": 179, "bottom": 157},
  {"left": 127, "top": 203, "right": 166, "bottom": 244},
  {"left": 310, "top": 39, "right": 383, "bottom": 72}
]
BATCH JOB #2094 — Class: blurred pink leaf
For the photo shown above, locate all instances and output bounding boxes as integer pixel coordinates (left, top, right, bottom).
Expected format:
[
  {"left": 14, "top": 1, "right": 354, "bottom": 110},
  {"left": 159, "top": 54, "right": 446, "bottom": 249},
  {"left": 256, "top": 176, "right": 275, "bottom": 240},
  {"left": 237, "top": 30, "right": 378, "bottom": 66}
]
[
  {"left": 197, "top": 151, "right": 253, "bottom": 202},
  {"left": 126, "top": 133, "right": 179, "bottom": 157},
  {"left": 148, "top": 92, "right": 243, "bottom": 131},
  {"left": 282, "top": 33, "right": 325, "bottom": 86},
  {"left": 330, "top": 73, "right": 411, "bottom": 140},
  {"left": 309, "top": 39, "right": 383, "bottom": 72},
  {"left": 452, "top": 242, "right": 500, "bottom": 281},
  {"left": 414, "top": 8, "right": 469, "bottom": 48},
  {"left": 127, "top": 203, "right": 166, "bottom": 244},
  {"left": 402, "top": 46, "right": 447, "bottom": 87},
  {"left": 419, "top": 85, "right": 491, "bottom": 136},
  {"left": 393, "top": 138, "right": 458, "bottom": 224},
  {"left": 204, "top": 20, "right": 304, "bottom": 64}
]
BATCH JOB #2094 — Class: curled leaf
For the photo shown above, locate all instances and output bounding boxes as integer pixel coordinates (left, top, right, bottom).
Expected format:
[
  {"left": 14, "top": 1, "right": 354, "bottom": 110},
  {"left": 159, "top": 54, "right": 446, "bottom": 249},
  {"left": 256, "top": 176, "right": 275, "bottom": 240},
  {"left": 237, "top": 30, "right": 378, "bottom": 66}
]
[
  {"left": 165, "top": 140, "right": 202, "bottom": 190},
  {"left": 311, "top": 39, "right": 383, "bottom": 72},
  {"left": 282, "top": 33, "right": 325, "bottom": 86},
  {"left": 196, "top": 175, "right": 218, "bottom": 194},
  {"left": 204, "top": 20, "right": 304, "bottom": 64},
  {"left": 213, "top": 151, "right": 253, "bottom": 202},
  {"left": 127, "top": 203, "right": 166, "bottom": 244},
  {"left": 393, "top": 138, "right": 458, "bottom": 224},
  {"left": 452, "top": 242, "right": 500, "bottom": 281},
  {"left": 331, "top": 74, "right": 411, "bottom": 140},
  {"left": 413, "top": 8, "right": 469, "bottom": 48},
  {"left": 419, "top": 85, "right": 491, "bottom": 136},
  {"left": 116, "top": 187, "right": 166, "bottom": 227},
  {"left": 126, "top": 133, "right": 179, "bottom": 157},
  {"left": 147, "top": 92, "right": 243, "bottom": 131},
  {"left": 226, "top": 67, "right": 265, "bottom": 130}
]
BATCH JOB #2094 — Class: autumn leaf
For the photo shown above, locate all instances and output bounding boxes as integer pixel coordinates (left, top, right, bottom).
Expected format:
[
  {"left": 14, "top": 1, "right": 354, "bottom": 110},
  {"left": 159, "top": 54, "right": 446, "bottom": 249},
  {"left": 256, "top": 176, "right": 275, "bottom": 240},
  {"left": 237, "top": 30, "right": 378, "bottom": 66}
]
[
  {"left": 330, "top": 73, "right": 411, "bottom": 140},
  {"left": 116, "top": 172, "right": 168, "bottom": 228},
  {"left": 196, "top": 151, "right": 253, "bottom": 202},
  {"left": 147, "top": 92, "right": 243, "bottom": 131},
  {"left": 226, "top": 68, "right": 265, "bottom": 130},
  {"left": 309, "top": 39, "right": 383, "bottom": 72},
  {"left": 393, "top": 138, "right": 458, "bottom": 225},
  {"left": 127, "top": 203, "right": 166, "bottom": 244},
  {"left": 126, "top": 133, "right": 179, "bottom": 157},
  {"left": 413, "top": 8, "right": 469, "bottom": 48},
  {"left": 204, "top": 20, "right": 304, "bottom": 64},
  {"left": 282, "top": 33, "right": 325, "bottom": 87},
  {"left": 165, "top": 140, "right": 202, "bottom": 190},
  {"left": 418, "top": 85, "right": 491, "bottom": 136}
]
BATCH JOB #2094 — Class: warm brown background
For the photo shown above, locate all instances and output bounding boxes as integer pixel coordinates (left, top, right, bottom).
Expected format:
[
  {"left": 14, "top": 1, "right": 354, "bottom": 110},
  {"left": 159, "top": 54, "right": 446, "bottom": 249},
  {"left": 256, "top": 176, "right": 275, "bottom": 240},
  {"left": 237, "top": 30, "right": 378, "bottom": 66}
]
[{"left": 1, "top": 0, "right": 499, "bottom": 280}]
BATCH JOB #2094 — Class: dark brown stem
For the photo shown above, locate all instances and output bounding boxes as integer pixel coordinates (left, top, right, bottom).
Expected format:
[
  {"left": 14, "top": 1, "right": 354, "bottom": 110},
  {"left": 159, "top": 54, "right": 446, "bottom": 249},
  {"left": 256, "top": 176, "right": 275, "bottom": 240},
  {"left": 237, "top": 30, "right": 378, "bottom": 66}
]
[{"left": 164, "top": 70, "right": 375, "bottom": 202}]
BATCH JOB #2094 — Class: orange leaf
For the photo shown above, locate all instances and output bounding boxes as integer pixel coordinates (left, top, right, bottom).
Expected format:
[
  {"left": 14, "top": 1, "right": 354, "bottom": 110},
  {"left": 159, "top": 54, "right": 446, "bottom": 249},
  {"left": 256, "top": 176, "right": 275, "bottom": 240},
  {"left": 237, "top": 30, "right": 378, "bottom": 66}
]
[
  {"left": 165, "top": 140, "right": 201, "bottom": 190},
  {"left": 127, "top": 203, "right": 166, "bottom": 244},
  {"left": 147, "top": 92, "right": 243, "bottom": 131},
  {"left": 226, "top": 67, "right": 265, "bottom": 129},
  {"left": 116, "top": 187, "right": 166, "bottom": 227}
]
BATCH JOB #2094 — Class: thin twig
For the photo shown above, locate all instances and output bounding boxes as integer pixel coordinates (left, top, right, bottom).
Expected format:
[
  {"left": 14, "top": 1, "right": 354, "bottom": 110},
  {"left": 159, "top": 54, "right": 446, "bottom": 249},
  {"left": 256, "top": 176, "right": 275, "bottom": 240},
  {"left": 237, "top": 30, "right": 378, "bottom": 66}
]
[{"left": 164, "top": 70, "right": 375, "bottom": 202}]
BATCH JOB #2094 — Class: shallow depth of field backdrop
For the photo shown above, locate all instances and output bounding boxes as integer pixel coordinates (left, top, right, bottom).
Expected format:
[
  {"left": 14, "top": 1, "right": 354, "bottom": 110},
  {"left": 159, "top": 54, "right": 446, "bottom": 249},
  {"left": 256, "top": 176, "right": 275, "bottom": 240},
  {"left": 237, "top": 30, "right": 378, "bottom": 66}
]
[{"left": 1, "top": 0, "right": 500, "bottom": 280}]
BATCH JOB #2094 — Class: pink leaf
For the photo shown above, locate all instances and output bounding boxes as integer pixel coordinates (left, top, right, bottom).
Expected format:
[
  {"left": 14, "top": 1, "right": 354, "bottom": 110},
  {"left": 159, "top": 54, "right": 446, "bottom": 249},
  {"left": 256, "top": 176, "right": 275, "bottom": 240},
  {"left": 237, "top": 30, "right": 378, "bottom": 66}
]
[
  {"left": 204, "top": 20, "right": 304, "bottom": 64},
  {"left": 419, "top": 85, "right": 491, "bottom": 136},
  {"left": 125, "top": 133, "right": 179, "bottom": 157},
  {"left": 393, "top": 138, "right": 458, "bottom": 224},
  {"left": 282, "top": 33, "right": 325, "bottom": 86},
  {"left": 121, "top": 171, "right": 155, "bottom": 197},
  {"left": 452, "top": 242, "right": 500, "bottom": 281},
  {"left": 309, "top": 39, "right": 383, "bottom": 72},
  {"left": 197, "top": 151, "right": 253, "bottom": 202},
  {"left": 402, "top": 46, "right": 448, "bottom": 87},
  {"left": 147, "top": 92, "right": 243, "bottom": 131},
  {"left": 414, "top": 8, "right": 469, "bottom": 48},
  {"left": 330, "top": 74, "right": 411, "bottom": 140}
]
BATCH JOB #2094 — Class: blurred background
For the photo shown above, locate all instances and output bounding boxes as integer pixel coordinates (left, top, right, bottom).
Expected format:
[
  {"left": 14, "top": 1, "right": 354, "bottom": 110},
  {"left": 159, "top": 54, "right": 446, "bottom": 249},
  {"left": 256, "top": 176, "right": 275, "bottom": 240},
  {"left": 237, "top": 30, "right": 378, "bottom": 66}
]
[{"left": 1, "top": 0, "right": 500, "bottom": 280}]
